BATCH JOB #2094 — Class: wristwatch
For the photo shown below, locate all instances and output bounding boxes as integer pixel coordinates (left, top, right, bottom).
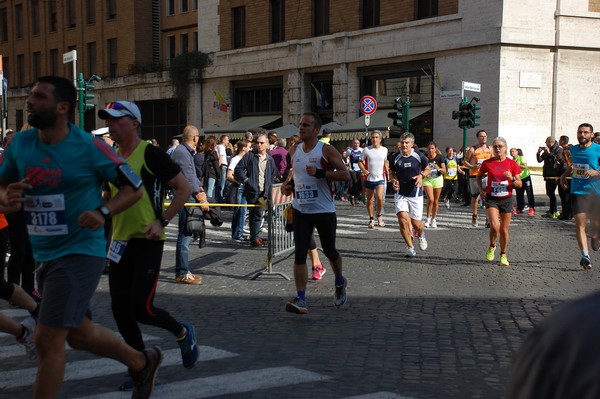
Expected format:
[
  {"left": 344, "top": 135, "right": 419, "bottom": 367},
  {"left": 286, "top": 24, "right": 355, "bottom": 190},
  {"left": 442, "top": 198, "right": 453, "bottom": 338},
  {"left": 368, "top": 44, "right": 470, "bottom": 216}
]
[
  {"left": 97, "top": 205, "right": 111, "bottom": 218},
  {"left": 160, "top": 216, "right": 170, "bottom": 227}
]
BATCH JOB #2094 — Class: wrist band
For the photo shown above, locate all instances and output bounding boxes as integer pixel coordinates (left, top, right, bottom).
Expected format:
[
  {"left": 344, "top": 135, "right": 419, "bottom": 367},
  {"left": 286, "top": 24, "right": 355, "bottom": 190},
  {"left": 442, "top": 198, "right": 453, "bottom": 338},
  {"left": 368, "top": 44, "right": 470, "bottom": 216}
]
[{"left": 314, "top": 169, "right": 326, "bottom": 179}]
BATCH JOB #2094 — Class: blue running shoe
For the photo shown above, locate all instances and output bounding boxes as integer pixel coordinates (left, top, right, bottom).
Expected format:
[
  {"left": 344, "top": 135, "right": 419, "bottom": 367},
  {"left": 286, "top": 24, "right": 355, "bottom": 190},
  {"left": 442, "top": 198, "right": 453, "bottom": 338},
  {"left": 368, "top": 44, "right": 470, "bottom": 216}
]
[
  {"left": 177, "top": 322, "right": 199, "bottom": 369},
  {"left": 580, "top": 255, "right": 592, "bottom": 271},
  {"left": 334, "top": 278, "right": 347, "bottom": 307},
  {"left": 285, "top": 297, "right": 308, "bottom": 314}
]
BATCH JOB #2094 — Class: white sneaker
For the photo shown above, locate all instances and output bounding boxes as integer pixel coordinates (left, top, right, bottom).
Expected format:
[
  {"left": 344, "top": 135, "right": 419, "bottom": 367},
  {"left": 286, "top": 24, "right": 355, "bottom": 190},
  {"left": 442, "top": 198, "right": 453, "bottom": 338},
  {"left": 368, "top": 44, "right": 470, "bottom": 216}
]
[
  {"left": 424, "top": 217, "right": 431, "bottom": 228},
  {"left": 418, "top": 235, "right": 428, "bottom": 251},
  {"left": 17, "top": 316, "right": 37, "bottom": 360},
  {"left": 431, "top": 219, "right": 437, "bottom": 229},
  {"left": 445, "top": 199, "right": 450, "bottom": 209},
  {"left": 405, "top": 247, "right": 417, "bottom": 258}
]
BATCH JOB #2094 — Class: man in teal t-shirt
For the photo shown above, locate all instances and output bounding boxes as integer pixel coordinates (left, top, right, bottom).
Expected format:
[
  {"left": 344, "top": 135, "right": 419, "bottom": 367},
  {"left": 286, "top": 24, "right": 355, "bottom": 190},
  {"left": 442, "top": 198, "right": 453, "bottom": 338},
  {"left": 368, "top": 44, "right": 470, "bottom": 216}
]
[
  {"left": 560, "top": 123, "right": 600, "bottom": 270},
  {"left": 0, "top": 76, "right": 161, "bottom": 398}
]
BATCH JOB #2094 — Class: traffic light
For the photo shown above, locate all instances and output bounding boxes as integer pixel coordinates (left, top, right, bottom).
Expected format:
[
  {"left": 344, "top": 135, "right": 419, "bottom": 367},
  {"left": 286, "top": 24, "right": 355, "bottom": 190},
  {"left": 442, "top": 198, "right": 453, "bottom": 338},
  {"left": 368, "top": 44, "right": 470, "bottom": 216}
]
[
  {"left": 82, "top": 81, "right": 96, "bottom": 111},
  {"left": 468, "top": 98, "right": 481, "bottom": 128},
  {"left": 387, "top": 97, "right": 404, "bottom": 127},
  {"left": 77, "top": 73, "right": 102, "bottom": 129},
  {"left": 452, "top": 98, "right": 481, "bottom": 129}
]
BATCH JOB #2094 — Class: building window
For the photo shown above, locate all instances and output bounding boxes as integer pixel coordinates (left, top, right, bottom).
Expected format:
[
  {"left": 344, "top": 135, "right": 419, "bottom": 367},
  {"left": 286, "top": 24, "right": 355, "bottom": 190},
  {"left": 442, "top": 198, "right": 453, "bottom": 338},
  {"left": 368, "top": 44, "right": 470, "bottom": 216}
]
[
  {"left": 49, "top": 49, "right": 59, "bottom": 75},
  {"left": 167, "top": 35, "right": 176, "bottom": 63},
  {"left": 15, "top": 4, "right": 23, "bottom": 39},
  {"left": 67, "top": 0, "right": 76, "bottom": 28},
  {"left": 313, "top": 0, "right": 329, "bottom": 36},
  {"left": 233, "top": 80, "right": 283, "bottom": 117},
  {"left": 48, "top": 0, "right": 57, "bottom": 32},
  {"left": 271, "top": 0, "right": 285, "bottom": 43},
  {"left": 0, "top": 8, "right": 8, "bottom": 42},
  {"left": 417, "top": 0, "right": 438, "bottom": 19},
  {"left": 192, "top": 0, "right": 198, "bottom": 10},
  {"left": 17, "top": 54, "right": 24, "bottom": 87},
  {"left": 107, "top": 0, "right": 117, "bottom": 20},
  {"left": 31, "top": 0, "right": 41, "bottom": 36},
  {"left": 87, "top": 42, "right": 96, "bottom": 76},
  {"left": 137, "top": 99, "right": 187, "bottom": 148},
  {"left": 192, "top": 31, "right": 198, "bottom": 51},
  {"left": 310, "top": 78, "right": 333, "bottom": 113},
  {"left": 180, "top": 33, "right": 189, "bottom": 54},
  {"left": 33, "top": 52, "right": 42, "bottom": 80},
  {"left": 361, "top": 0, "right": 380, "bottom": 28},
  {"left": 232, "top": 7, "right": 246, "bottom": 49},
  {"left": 362, "top": 64, "right": 434, "bottom": 145},
  {"left": 181, "top": 0, "right": 188, "bottom": 13},
  {"left": 87, "top": 0, "right": 96, "bottom": 24},
  {"left": 108, "top": 38, "right": 117, "bottom": 77},
  {"left": 2, "top": 57, "right": 9, "bottom": 82},
  {"left": 167, "top": 0, "right": 175, "bottom": 15}
]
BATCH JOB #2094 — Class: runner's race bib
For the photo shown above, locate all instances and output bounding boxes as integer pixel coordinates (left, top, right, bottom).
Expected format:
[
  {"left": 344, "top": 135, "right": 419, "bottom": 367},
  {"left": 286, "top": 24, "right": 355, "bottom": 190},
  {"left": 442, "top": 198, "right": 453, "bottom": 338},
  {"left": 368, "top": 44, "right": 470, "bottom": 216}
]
[
  {"left": 572, "top": 163, "right": 590, "bottom": 179},
  {"left": 491, "top": 180, "right": 509, "bottom": 197},
  {"left": 24, "top": 194, "right": 68, "bottom": 236},
  {"left": 295, "top": 183, "right": 318, "bottom": 204},
  {"left": 107, "top": 240, "right": 128, "bottom": 263}
]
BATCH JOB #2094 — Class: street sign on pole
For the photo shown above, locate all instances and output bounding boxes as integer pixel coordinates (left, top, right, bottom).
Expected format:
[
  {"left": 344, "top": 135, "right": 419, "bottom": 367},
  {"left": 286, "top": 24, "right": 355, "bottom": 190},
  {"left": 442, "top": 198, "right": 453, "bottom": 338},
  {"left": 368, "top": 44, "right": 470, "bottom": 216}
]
[
  {"left": 62, "top": 50, "right": 76, "bottom": 64},
  {"left": 461, "top": 81, "right": 481, "bottom": 100},
  {"left": 360, "top": 95, "right": 377, "bottom": 146},
  {"left": 360, "top": 95, "right": 377, "bottom": 115},
  {"left": 63, "top": 50, "right": 77, "bottom": 85}
]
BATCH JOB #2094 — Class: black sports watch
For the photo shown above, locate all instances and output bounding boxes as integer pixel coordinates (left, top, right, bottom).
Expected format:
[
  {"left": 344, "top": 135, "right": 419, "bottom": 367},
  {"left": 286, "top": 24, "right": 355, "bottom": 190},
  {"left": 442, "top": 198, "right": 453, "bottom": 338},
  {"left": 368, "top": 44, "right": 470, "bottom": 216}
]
[
  {"left": 160, "top": 216, "right": 170, "bottom": 227},
  {"left": 97, "top": 205, "right": 111, "bottom": 218}
]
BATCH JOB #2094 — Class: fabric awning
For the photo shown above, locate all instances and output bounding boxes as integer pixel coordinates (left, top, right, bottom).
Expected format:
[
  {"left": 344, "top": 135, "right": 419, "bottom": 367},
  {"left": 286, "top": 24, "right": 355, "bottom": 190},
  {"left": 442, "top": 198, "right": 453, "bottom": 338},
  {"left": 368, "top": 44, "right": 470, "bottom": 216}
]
[
  {"left": 328, "top": 106, "right": 431, "bottom": 142},
  {"left": 270, "top": 124, "right": 299, "bottom": 138},
  {"left": 336, "top": 107, "right": 431, "bottom": 131},
  {"left": 202, "top": 115, "right": 282, "bottom": 140}
]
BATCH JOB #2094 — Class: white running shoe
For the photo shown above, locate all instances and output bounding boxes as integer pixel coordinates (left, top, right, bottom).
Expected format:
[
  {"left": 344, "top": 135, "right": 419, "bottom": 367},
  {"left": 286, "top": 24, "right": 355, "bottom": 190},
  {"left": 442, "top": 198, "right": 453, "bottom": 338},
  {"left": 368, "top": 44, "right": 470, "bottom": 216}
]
[
  {"left": 445, "top": 199, "right": 450, "bottom": 209},
  {"left": 424, "top": 217, "right": 431, "bottom": 228},
  {"left": 405, "top": 247, "right": 417, "bottom": 258},
  {"left": 431, "top": 219, "right": 437, "bottom": 229},
  {"left": 418, "top": 235, "right": 428, "bottom": 251},
  {"left": 17, "top": 316, "right": 37, "bottom": 360}
]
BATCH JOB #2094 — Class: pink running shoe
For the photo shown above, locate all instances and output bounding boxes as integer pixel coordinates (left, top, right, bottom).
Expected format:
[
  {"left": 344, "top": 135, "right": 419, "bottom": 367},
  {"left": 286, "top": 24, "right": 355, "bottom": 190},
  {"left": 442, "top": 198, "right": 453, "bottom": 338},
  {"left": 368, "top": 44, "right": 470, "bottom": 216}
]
[{"left": 311, "top": 264, "right": 326, "bottom": 280}]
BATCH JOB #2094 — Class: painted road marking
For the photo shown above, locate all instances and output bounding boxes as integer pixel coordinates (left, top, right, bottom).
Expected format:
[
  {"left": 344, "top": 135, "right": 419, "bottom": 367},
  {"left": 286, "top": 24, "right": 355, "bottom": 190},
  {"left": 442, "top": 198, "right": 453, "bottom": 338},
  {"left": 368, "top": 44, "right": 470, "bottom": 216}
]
[
  {"left": 343, "top": 393, "right": 416, "bottom": 399},
  {"left": 0, "top": 346, "right": 237, "bottom": 389},
  {"left": 0, "top": 333, "right": 162, "bottom": 361},
  {"left": 79, "top": 366, "right": 331, "bottom": 399}
]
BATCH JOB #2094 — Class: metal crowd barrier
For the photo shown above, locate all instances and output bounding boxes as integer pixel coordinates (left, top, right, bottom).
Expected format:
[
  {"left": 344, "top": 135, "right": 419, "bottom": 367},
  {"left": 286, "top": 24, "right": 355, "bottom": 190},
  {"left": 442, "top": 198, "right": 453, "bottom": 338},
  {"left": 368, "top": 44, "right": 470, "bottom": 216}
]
[
  {"left": 166, "top": 183, "right": 295, "bottom": 280},
  {"left": 251, "top": 183, "right": 294, "bottom": 280}
]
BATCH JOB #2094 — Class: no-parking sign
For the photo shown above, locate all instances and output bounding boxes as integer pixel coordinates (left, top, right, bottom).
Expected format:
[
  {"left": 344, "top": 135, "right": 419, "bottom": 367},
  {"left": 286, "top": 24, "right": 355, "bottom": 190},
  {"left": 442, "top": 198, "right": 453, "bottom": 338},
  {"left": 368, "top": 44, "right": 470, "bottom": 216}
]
[{"left": 360, "top": 95, "right": 377, "bottom": 115}]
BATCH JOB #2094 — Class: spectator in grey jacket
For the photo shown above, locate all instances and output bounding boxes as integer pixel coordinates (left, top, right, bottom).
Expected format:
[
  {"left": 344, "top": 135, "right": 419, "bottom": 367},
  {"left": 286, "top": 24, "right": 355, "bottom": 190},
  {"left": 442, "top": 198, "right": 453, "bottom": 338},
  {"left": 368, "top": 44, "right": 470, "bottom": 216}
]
[
  {"left": 170, "top": 125, "right": 204, "bottom": 284},
  {"left": 234, "top": 133, "right": 279, "bottom": 247}
]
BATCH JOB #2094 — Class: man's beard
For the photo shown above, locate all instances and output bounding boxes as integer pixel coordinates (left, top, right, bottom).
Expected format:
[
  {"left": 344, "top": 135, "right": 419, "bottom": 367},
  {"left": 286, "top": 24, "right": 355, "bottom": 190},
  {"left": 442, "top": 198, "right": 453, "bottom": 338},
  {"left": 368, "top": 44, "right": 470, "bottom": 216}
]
[
  {"left": 28, "top": 111, "right": 58, "bottom": 130},
  {"left": 578, "top": 137, "right": 591, "bottom": 146}
]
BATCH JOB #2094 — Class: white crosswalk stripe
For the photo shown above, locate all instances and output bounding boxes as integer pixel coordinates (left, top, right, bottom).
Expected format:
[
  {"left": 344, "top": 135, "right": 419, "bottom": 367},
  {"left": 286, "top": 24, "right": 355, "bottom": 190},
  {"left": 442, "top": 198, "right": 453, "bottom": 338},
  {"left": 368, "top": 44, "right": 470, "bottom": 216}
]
[
  {"left": 0, "top": 311, "right": 407, "bottom": 398},
  {"left": 0, "top": 346, "right": 237, "bottom": 389},
  {"left": 79, "top": 367, "right": 331, "bottom": 399}
]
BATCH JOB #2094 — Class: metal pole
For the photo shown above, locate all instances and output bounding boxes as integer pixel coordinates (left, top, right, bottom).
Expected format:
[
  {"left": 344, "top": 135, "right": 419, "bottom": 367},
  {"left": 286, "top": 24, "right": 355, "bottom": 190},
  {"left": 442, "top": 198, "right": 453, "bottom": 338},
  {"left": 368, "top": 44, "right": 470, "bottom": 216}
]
[
  {"left": 1, "top": 78, "right": 7, "bottom": 140},
  {"left": 404, "top": 98, "right": 410, "bottom": 132},
  {"left": 77, "top": 73, "right": 85, "bottom": 129}
]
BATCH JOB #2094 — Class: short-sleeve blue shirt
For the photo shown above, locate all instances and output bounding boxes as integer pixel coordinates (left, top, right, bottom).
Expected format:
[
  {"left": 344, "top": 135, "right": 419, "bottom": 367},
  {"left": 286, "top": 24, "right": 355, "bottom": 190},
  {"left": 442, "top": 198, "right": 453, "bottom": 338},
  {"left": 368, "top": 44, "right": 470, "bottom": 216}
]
[
  {"left": 0, "top": 124, "right": 125, "bottom": 261},
  {"left": 570, "top": 142, "right": 600, "bottom": 195}
]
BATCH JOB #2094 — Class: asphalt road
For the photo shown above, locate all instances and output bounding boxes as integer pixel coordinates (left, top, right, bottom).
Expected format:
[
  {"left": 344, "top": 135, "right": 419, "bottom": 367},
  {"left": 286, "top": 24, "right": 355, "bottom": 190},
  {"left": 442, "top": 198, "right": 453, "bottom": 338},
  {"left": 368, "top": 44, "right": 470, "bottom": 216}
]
[{"left": 1, "top": 198, "right": 598, "bottom": 399}]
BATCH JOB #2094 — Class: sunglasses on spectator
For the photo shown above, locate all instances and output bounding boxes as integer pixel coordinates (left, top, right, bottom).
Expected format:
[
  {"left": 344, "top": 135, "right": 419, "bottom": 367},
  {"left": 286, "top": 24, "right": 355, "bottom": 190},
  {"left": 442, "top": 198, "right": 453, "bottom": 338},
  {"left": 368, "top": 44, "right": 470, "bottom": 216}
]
[{"left": 105, "top": 102, "right": 137, "bottom": 119}]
